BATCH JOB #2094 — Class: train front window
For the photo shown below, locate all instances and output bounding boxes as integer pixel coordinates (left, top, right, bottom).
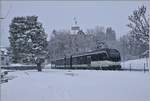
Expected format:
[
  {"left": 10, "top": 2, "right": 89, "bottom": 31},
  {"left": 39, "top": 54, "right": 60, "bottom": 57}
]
[
  {"left": 91, "top": 54, "right": 98, "bottom": 61},
  {"left": 91, "top": 53, "right": 107, "bottom": 61},
  {"left": 109, "top": 49, "right": 120, "bottom": 57},
  {"left": 109, "top": 49, "right": 121, "bottom": 61},
  {"left": 98, "top": 53, "right": 107, "bottom": 60}
]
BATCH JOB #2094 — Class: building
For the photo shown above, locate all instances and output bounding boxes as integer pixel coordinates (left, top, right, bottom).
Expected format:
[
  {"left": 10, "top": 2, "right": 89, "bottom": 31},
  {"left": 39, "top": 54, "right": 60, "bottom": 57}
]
[
  {"left": 71, "top": 17, "right": 80, "bottom": 34},
  {"left": 0, "top": 48, "right": 10, "bottom": 66}
]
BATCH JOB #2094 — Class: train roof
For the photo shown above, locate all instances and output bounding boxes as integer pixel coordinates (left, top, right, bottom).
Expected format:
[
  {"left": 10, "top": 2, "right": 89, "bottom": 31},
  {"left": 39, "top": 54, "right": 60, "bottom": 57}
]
[
  {"left": 71, "top": 48, "right": 109, "bottom": 57},
  {"left": 53, "top": 48, "right": 119, "bottom": 61}
]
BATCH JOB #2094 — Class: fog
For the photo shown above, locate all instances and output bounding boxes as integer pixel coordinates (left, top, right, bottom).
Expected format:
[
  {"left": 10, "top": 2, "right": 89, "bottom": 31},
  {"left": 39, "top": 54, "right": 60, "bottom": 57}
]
[{"left": 1, "top": 0, "right": 149, "bottom": 47}]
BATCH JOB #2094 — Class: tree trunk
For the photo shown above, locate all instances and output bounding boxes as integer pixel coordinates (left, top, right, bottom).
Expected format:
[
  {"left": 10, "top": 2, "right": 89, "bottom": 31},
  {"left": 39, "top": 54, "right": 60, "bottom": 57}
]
[{"left": 37, "top": 63, "right": 42, "bottom": 72}]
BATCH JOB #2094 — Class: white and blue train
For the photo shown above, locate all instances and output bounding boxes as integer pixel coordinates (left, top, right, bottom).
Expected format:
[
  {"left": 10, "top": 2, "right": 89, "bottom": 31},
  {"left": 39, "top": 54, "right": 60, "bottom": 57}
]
[{"left": 51, "top": 48, "right": 121, "bottom": 70}]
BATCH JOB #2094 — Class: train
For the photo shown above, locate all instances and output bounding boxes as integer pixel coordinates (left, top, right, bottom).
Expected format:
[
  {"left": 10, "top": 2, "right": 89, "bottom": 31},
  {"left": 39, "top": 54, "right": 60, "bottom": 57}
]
[{"left": 51, "top": 48, "right": 121, "bottom": 70}]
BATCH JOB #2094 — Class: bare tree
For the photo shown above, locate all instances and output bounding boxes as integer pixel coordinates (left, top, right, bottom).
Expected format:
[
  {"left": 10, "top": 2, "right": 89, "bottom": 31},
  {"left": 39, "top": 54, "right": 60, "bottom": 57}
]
[{"left": 127, "top": 5, "right": 149, "bottom": 47}]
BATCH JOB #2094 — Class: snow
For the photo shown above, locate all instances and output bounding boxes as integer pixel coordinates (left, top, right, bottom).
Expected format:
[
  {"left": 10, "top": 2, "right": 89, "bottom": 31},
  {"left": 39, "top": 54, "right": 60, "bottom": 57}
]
[
  {"left": 0, "top": 48, "right": 8, "bottom": 55},
  {"left": 1, "top": 58, "right": 149, "bottom": 101},
  {"left": 8, "top": 63, "right": 26, "bottom": 66},
  {"left": 1, "top": 69, "right": 150, "bottom": 101},
  {"left": 121, "top": 58, "right": 149, "bottom": 69},
  {"left": 8, "top": 63, "right": 35, "bottom": 67},
  {"left": 45, "top": 64, "right": 51, "bottom": 69}
]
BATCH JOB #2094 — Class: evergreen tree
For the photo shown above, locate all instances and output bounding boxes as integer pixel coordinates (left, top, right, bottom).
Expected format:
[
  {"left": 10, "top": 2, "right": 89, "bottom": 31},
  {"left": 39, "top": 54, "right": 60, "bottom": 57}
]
[
  {"left": 9, "top": 16, "right": 48, "bottom": 71},
  {"left": 9, "top": 16, "right": 27, "bottom": 63}
]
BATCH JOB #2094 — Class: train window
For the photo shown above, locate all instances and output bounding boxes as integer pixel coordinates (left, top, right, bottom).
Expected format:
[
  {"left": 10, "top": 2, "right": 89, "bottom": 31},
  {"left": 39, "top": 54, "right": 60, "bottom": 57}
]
[
  {"left": 87, "top": 56, "right": 91, "bottom": 59},
  {"left": 77, "top": 57, "right": 81, "bottom": 64},
  {"left": 83, "top": 56, "right": 88, "bottom": 64},
  {"left": 66, "top": 58, "right": 70, "bottom": 65},
  {"left": 72, "top": 57, "right": 78, "bottom": 64},
  {"left": 80, "top": 56, "right": 84, "bottom": 64},
  {"left": 79, "top": 56, "right": 86, "bottom": 64},
  {"left": 109, "top": 49, "right": 120, "bottom": 57},
  {"left": 87, "top": 56, "right": 91, "bottom": 64},
  {"left": 98, "top": 53, "right": 107, "bottom": 60},
  {"left": 91, "top": 54, "right": 99, "bottom": 61}
]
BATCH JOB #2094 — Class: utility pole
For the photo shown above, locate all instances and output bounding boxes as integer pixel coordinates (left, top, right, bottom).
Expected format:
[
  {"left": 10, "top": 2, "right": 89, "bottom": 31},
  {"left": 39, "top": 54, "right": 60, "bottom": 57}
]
[{"left": 122, "top": 39, "right": 125, "bottom": 68}]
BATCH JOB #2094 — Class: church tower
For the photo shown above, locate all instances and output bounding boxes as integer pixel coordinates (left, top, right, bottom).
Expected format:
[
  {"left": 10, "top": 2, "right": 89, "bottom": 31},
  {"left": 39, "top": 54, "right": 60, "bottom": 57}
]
[{"left": 71, "top": 17, "right": 80, "bottom": 34}]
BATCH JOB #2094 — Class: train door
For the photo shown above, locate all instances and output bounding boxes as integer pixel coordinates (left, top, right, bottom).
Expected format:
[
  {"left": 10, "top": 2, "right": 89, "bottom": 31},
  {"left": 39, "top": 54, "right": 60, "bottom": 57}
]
[
  {"left": 64, "top": 56, "right": 66, "bottom": 69},
  {"left": 87, "top": 56, "right": 91, "bottom": 67},
  {"left": 70, "top": 55, "right": 72, "bottom": 69}
]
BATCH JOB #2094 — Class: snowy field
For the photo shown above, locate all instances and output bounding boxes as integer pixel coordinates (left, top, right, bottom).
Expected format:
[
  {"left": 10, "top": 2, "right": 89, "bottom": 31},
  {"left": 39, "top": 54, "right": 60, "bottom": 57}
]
[
  {"left": 1, "top": 58, "right": 150, "bottom": 101},
  {"left": 1, "top": 69, "right": 150, "bottom": 101},
  {"left": 121, "top": 58, "right": 149, "bottom": 69}
]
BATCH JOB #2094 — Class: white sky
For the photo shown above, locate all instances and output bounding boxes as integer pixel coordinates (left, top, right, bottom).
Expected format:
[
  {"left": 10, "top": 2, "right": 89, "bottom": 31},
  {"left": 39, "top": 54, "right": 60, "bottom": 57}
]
[{"left": 1, "top": 0, "right": 150, "bottom": 47}]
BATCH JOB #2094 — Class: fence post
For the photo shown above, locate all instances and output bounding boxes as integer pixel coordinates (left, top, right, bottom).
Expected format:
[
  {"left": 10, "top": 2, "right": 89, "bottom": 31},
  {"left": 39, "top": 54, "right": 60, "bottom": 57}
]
[
  {"left": 64, "top": 56, "right": 66, "bottom": 69},
  {"left": 144, "top": 63, "right": 145, "bottom": 73},
  {"left": 130, "top": 64, "right": 131, "bottom": 71},
  {"left": 146, "top": 58, "right": 148, "bottom": 68}
]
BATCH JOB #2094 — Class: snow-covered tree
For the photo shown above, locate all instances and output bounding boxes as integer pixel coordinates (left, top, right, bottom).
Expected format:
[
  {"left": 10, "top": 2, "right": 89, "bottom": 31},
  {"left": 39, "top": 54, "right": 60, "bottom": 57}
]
[
  {"left": 86, "top": 26, "right": 107, "bottom": 50},
  {"left": 9, "top": 16, "right": 48, "bottom": 71},
  {"left": 9, "top": 16, "right": 27, "bottom": 63},
  {"left": 106, "top": 27, "right": 116, "bottom": 41},
  {"left": 48, "top": 29, "right": 92, "bottom": 61},
  {"left": 47, "top": 26, "right": 119, "bottom": 61},
  {"left": 48, "top": 30, "right": 71, "bottom": 60},
  {"left": 118, "top": 35, "right": 130, "bottom": 60},
  {"left": 127, "top": 5, "right": 149, "bottom": 55}
]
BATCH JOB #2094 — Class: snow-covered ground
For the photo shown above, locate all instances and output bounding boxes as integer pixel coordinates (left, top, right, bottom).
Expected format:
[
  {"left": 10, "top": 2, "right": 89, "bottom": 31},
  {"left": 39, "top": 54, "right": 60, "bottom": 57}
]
[
  {"left": 1, "top": 69, "right": 150, "bottom": 101},
  {"left": 121, "top": 58, "right": 149, "bottom": 69},
  {"left": 1, "top": 58, "right": 149, "bottom": 101}
]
